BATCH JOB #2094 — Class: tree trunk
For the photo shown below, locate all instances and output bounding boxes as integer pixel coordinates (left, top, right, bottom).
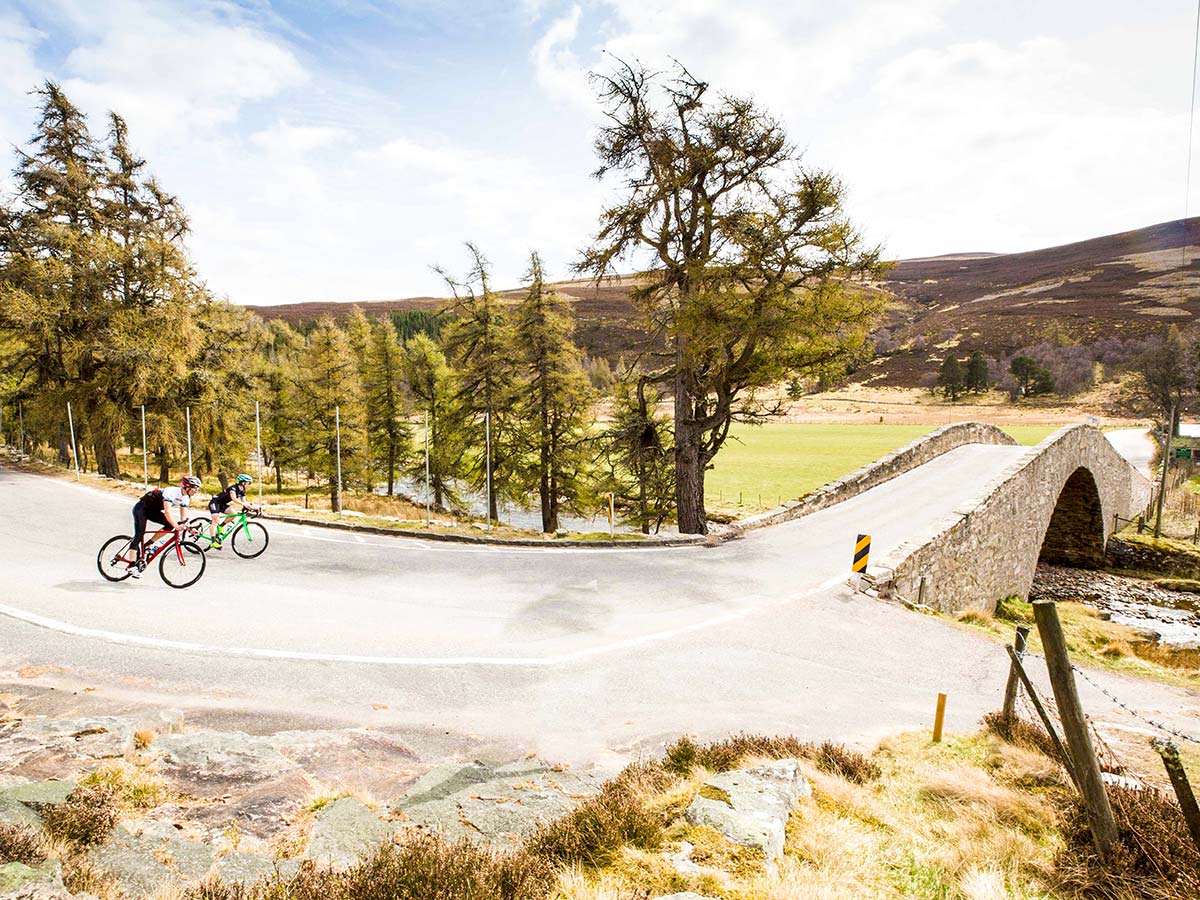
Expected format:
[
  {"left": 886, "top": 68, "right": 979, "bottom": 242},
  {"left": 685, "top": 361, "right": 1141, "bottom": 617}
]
[
  {"left": 157, "top": 446, "right": 170, "bottom": 483},
  {"left": 57, "top": 425, "right": 70, "bottom": 465},
  {"left": 94, "top": 435, "right": 119, "bottom": 479},
  {"left": 674, "top": 376, "right": 707, "bottom": 534},
  {"left": 275, "top": 464, "right": 282, "bottom": 494},
  {"left": 387, "top": 449, "right": 395, "bottom": 497}
]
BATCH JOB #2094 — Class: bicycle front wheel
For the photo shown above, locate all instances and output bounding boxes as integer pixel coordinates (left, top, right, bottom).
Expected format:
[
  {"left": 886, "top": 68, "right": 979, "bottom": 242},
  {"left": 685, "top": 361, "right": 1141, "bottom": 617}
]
[
  {"left": 159, "top": 540, "right": 207, "bottom": 589},
  {"left": 189, "top": 517, "right": 213, "bottom": 551},
  {"left": 98, "top": 535, "right": 136, "bottom": 582},
  {"left": 232, "top": 522, "right": 269, "bottom": 559}
]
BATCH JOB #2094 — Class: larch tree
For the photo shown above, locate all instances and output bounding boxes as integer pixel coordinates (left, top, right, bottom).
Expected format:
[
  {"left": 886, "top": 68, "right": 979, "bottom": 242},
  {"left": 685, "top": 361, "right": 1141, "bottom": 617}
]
[
  {"left": 403, "top": 331, "right": 461, "bottom": 510},
  {"left": 602, "top": 376, "right": 675, "bottom": 534},
  {"left": 577, "top": 61, "right": 882, "bottom": 533},
  {"left": 290, "top": 319, "right": 365, "bottom": 512},
  {"left": 509, "top": 252, "right": 595, "bottom": 534},
  {"left": 437, "top": 244, "right": 517, "bottom": 522},
  {"left": 365, "top": 317, "right": 414, "bottom": 496}
]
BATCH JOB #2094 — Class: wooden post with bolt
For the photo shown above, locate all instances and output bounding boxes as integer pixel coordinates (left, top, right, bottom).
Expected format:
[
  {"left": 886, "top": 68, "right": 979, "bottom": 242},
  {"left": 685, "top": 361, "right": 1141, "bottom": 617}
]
[
  {"left": 1033, "top": 600, "right": 1117, "bottom": 858},
  {"left": 932, "top": 692, "right": 947, "bottom": 743},
  {"left": 1001, "top": 625, "right": 1031, "bottom": 722},
  {"left": 1152, "top": 738, "right": 1200, "bottom": 854}
]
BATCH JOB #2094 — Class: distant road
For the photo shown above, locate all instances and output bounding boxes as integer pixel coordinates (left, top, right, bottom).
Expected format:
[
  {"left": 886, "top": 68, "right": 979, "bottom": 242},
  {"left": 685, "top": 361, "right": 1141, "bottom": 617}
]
[
  {"left": 1, "top": 449, "right": 1194, "bottom": 765},
  {"left": 1105, "top": 427, "right": 1155, "bottom": 478}
]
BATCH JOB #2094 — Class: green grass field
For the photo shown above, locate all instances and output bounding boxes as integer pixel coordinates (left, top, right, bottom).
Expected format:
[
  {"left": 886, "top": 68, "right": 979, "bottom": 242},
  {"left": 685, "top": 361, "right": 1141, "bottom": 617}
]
[{"left": 706, "top": 423, "right": 1058, "bottom": 515}]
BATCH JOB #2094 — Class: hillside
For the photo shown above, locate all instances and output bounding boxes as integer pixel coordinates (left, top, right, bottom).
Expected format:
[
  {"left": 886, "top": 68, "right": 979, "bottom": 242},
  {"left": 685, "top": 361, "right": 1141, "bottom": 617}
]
[{"left": 244, "top": 218, "right": 1200, "bottom": 386}]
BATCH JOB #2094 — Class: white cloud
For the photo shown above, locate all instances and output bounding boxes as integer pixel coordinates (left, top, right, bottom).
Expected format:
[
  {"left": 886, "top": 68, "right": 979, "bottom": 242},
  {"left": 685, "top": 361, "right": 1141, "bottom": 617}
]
[
  {"left": 532, "top": 4, "right": 592, "bottom": 109},
  {"left": 50, "top": 0, "right": 307, "bottom": 142}
]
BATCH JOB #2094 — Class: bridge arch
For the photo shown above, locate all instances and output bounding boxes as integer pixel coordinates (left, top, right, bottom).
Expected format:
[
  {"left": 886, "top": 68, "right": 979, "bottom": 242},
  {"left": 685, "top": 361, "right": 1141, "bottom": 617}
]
[
  {"left": 1039, "top": 466, "right": 1106, "bottom": 567},
  {"left": 871, "top": 424, "right": 1153, "bottom": 613}
]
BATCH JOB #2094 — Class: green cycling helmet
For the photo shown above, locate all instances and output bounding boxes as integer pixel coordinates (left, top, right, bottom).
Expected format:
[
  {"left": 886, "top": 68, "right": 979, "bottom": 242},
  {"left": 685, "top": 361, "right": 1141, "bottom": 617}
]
[{"left": 236, "top": 473, "right": 253, "bottom": 484}]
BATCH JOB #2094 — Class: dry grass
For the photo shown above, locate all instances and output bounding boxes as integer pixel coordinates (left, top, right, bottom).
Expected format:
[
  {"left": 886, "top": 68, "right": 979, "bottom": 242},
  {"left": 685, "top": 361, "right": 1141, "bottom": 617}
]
[
  {"left": 134, "top": 728, "right": 156, "bottom": 750},
  {"left": 662, "top": 733, "right": 881, "bottom": 784},
  {"left": 957, "top": 608, "right": 994, "bottom": 627},
  {"left": 79, "top": 760, "right": 170, "bottom": 810}
]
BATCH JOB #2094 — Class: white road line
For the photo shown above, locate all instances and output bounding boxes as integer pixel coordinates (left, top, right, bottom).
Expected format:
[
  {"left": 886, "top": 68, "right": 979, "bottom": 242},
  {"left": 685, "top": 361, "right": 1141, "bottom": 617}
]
[{"left": 0, "top": 578, "right": 849, "bottom": 667}]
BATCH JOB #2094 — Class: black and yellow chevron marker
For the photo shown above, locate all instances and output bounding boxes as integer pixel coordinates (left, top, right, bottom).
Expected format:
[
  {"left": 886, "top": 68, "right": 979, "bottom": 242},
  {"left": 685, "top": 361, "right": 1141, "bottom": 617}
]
[{"left": 852, "top": 533, "right": 871, "bottom": 573}]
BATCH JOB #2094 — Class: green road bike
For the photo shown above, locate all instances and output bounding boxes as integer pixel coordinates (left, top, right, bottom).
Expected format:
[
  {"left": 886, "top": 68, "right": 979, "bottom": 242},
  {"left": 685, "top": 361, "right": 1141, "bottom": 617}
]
[{"left": 189, "top": 507, "right": 270, "bottom": 559}]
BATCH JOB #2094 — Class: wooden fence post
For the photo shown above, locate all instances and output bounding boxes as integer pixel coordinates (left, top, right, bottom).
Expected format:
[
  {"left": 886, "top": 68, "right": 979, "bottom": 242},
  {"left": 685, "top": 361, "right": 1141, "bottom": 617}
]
[
  {"left": 1033, "top": 600, "right": 1118, "bottom": 858},
  {"left": 1005, "top": 644, "right": 1079, "bottom": 790},
  {"left": 932, "top": 693, "right": 947, "bottom": 743},
  {"left": 1001, "top": 625, "right": 1031, "bottom": 721},
  {"left": 1152, "top": 738, "right": 1200, "bottom": 854}
]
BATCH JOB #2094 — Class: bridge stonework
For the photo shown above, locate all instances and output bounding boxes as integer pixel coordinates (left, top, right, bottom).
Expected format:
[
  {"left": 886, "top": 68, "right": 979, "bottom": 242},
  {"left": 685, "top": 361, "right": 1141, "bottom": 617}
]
[{"left": 868, "top": 425, "right": 1153, "bottom": 614}]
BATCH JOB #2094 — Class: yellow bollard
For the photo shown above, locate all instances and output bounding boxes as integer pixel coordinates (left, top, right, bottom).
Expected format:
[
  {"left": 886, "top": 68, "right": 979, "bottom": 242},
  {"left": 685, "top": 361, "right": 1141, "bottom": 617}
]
[
  {"left": 852, "top": 534, "right": 871, "bottom": 573},
  {"left": 933, "top": 692, "right": 947, "bottom": 743}
]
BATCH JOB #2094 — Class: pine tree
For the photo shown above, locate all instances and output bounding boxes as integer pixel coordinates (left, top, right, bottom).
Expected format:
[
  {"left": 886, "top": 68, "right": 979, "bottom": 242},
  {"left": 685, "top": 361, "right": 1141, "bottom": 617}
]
[
  {"left": 965, "top": 351, "right": 989, "bottom": 394},
  {"left": 364, "top": 318, "right": 413, "bottom": 495},
  {"left": 938, "top": 356, "right": 965, "bottom": 401},
  {"left": 509, "top": 253, "right": 594, "bottom": 533}
]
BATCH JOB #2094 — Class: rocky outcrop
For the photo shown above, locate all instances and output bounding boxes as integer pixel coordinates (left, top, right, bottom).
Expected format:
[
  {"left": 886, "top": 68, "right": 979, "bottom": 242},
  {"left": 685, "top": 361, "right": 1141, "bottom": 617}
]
[
  {"left": 394, "top": 758, "right": 601, "bottom": 846},
  {"left": 684, "top": 760, "right": 811, "bottom": 860}
]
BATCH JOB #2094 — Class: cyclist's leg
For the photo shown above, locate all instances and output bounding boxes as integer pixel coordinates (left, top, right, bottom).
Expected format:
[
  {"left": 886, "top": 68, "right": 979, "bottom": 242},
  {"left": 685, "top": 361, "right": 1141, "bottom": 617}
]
[
  {"left": 143, "top": 510, "right": 172, "bottom": 559},
  {"left": 131, "top": 501, "right": 149, "bottom": 563}
]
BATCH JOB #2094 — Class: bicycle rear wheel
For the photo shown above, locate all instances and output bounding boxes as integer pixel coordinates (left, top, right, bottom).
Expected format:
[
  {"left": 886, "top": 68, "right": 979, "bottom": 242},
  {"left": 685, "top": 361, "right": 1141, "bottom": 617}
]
[
  {"left": 232, "top": 522, "right": 269, "bottom": 559},
  {"left": 159, "top": 540, "right": 207, "bottom": 589},
  {"left": 97, "top": 535, "right": 136, "bottom": 582}
]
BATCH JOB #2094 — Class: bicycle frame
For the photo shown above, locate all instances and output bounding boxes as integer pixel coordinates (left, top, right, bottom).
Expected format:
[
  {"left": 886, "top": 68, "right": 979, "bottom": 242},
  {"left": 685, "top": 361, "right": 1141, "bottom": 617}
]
[
  {"left": 138, "top": 527, "right": 193, "bottom": 569},
  {"left": 203, "top": 509, "right": 254, "bottom": 544}
]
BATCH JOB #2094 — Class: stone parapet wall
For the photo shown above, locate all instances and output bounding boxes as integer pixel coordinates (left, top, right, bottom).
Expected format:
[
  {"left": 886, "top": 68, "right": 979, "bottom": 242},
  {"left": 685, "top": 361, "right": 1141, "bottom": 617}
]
[
  {"left": 867, "top": 425, "right": 1154, "bottom": 614},
  {"left": 726, "top": 422, "right": 1018, "bottom": 538}
]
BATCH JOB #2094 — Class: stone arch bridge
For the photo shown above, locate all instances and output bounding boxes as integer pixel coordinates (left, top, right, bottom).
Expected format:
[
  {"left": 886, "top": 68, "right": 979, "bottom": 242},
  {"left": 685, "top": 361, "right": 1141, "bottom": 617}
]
[{"left": 863, "top": 424, "right": 1154, "bottom": 614}]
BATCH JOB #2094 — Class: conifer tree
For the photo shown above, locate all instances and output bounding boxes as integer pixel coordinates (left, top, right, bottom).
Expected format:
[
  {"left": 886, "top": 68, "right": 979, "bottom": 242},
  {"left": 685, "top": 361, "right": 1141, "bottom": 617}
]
[
  {"left": 965, "top": 350, "right": 989, "bottom": 394},
  {"left": 437, "top": 244, "right": 516, "bottom": 521},
  {"left": 290, "top": 319, "right": 365, "bottom": 512},
  {"left": 602, "top": 377, "right": 675, "bottom": 533},
  {"left": 509, "top": 253, "right": 594, "bottom": 533},
  {"left": 403, "top": 332, "right": 461, "bottom": 510},
  {"left": 365, "top": 318, "right": 414, "bottom": 495},
  {"left": 938, "top": 355, "right": 965, "bottom": 401},
  {"left": 578, "top": 62, "right": 882, "bottom": 533}
]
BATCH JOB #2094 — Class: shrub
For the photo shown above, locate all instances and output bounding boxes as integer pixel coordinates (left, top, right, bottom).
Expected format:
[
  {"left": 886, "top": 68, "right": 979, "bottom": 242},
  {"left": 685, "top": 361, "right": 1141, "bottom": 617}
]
[
  {"left": 982, "top": 712, "right": 1065, "bottom": 765},
  {"left": 186, "top": 836, "right": 552, "bottom": 900},
  {"left": 41, "top": 784, "right": 120, "bottom": 847},
  {"left": 0, "top": 824, "right": 46, "bottom": 866},
  {"left": 133, "top": 729, "right": 155, "bottom": 750},
  {"left": 663, "top": 733, "right": 880, "bottom": 784},
  {"left": 524, "top": 778, "right": 663, "bottom": 868},
  {"left": 1054, "top": 785, "right": 1200, "bottom": 900}
]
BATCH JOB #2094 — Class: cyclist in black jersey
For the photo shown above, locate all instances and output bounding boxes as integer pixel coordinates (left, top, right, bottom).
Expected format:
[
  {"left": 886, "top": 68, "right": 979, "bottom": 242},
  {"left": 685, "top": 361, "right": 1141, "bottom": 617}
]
[
  {"left": 131, "top": 475, "right": 200, "bottom": 577},
  {"left": 207, "top": 473, "right": 259, "bottom": 550}
]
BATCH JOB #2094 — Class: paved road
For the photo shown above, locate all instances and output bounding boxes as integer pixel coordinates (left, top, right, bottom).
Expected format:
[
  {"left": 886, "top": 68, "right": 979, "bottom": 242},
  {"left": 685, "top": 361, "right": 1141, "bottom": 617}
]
[
  {"left": 1105, "top": 427, "right": 1155, "bottom": 479},
  {"left": 2, "top": 448, "right": 1196, "bottom": 766}
]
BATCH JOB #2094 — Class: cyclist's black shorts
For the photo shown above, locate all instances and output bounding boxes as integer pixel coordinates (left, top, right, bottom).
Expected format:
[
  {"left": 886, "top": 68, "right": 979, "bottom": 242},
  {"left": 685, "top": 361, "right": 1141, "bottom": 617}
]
[
  {"left": 208, "top": 499, "right": 229, "bottom": 514},
  {"left": 132, "top": 497, "right": 171, "bottom": 557}
]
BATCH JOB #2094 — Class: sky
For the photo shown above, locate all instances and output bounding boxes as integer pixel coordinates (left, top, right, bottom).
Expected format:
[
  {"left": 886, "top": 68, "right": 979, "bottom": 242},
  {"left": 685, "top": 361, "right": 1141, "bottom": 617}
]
[{"left": 0, "top": 0, "right": 1194, "bottom": 305}]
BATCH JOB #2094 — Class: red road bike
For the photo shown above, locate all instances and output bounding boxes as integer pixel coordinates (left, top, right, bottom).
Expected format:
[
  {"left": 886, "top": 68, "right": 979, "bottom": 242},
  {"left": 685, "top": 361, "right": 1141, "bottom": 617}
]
[{"left": 96, "top": 524, "right": 207, "bottom": 589}]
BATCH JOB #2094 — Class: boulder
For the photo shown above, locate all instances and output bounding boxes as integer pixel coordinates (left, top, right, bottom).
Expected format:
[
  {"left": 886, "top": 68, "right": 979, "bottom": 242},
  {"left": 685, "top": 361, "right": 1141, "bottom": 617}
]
[
  {"left": 0, "top": 782, "right": 74, "bottom": 813},
  {"left": 395, "top": 759, "right": 599, "bottom": 846},
  {"left": 214, "top": 852, "right": 298, "bottom": 886},
  {"left": 156, "top": 732, "right": 298, "bottom": 790},
  {"left": 0, "top": 883, "right": 97, "bottom": 900},
  {"left": 0, "top": 800, "right": 41, "bottom": 828},
  {"left": 88, "top": 819, "right": 213, "bottom": 897},
  {"left": 0, "top": 861, "right": 61, "bottom": 894},
  {"left": 685, "top": 760, "right": 811, "bottom": 860},
  {"left": 307, "top": 798, "right": 401, "bottom": 868}
]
